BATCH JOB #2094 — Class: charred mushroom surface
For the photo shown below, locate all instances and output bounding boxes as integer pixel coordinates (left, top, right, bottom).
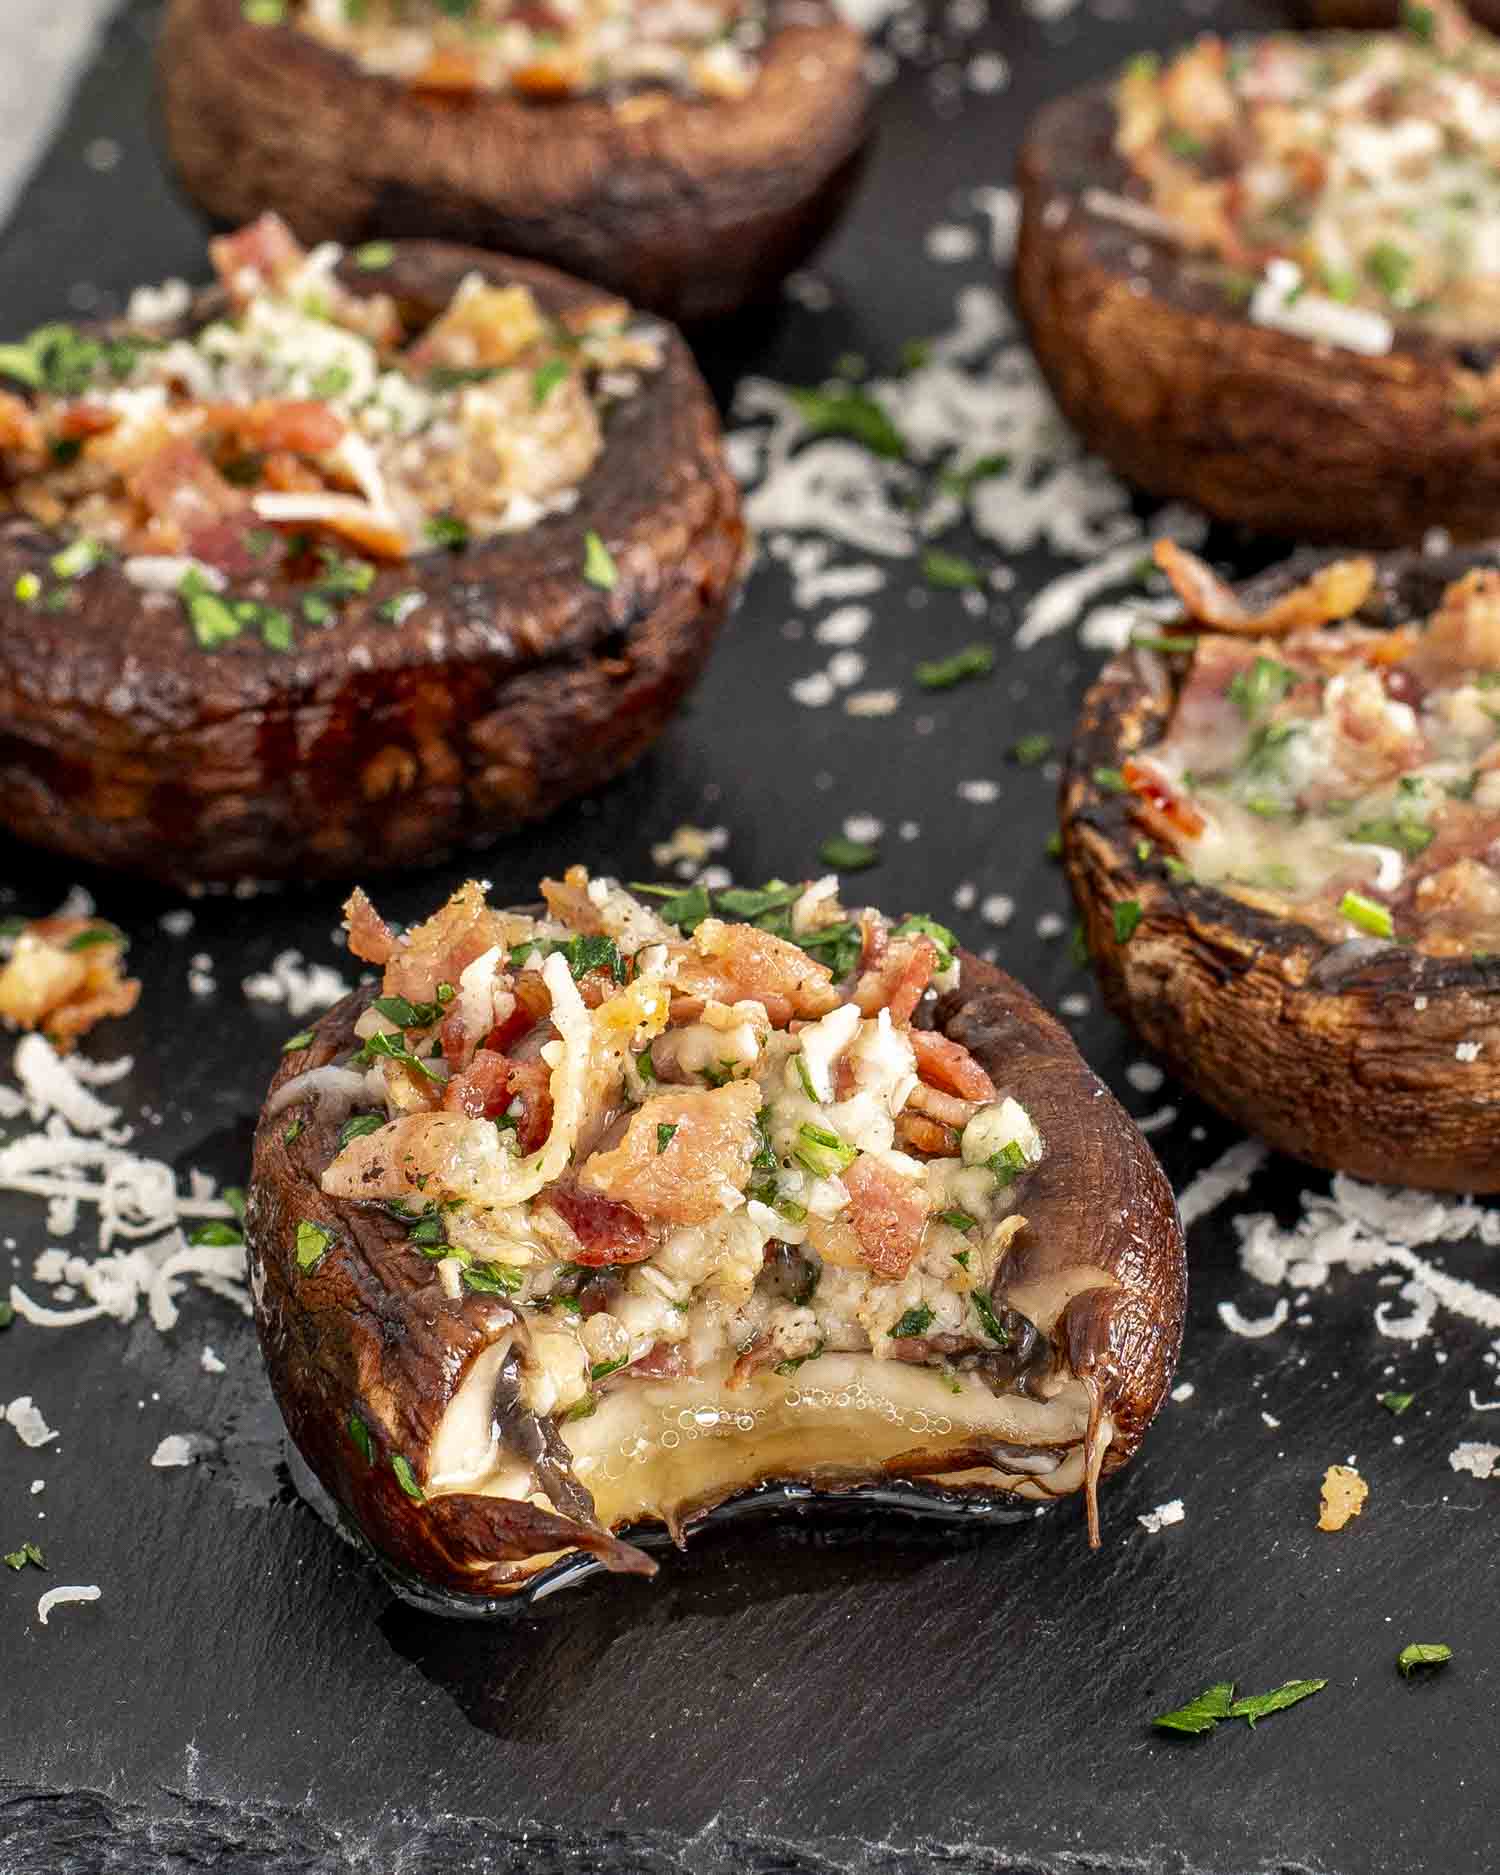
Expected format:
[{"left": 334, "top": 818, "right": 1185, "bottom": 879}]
[
  {"left": 1063, "top": 542, "right": 1500, "bottom": 1193},
  {"left": 0, "top": 230, "right": 742, "bottom": 883},
  {"left": 159, "top": 0, "right": 872, "bottom": 323},
  {"left": 247, "top": 872, "right": 1186, "bottom": 1607},
  {"left": 1015, "top": 8, "right": 1500, "bottom": 543}
]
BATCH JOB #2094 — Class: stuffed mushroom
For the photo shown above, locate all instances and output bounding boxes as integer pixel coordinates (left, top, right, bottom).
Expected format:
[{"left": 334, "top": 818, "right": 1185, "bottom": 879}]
[
  {"left": 247, "top": 870, "right": 1187, "bottom": 1607},
  {"left": 1063, "top": 538, "right": 1500, "bottom": 1192},
  {"left": 158, "top": 0, "right": 872, "bottom": 325},
  {"left": 1016, "top": 3, "right": 1500, "bottom": 544},
  {"left": 0, "top": 219, "right": 742, "bottom": 884}
]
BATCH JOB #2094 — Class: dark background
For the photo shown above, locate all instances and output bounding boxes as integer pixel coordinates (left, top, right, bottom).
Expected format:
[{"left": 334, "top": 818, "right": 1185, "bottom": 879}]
[{"left": 2, "top": 2, "right": 1497, "bottom": 1871}]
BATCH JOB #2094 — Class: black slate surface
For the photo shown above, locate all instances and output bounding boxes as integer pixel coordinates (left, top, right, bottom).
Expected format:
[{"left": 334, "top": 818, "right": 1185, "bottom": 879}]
[{"left": 2, "top": 3, "right": 1498, "bottom": 1872}]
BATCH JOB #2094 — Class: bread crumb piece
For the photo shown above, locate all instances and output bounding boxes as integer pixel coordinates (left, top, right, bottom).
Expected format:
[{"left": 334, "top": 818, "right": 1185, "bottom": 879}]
[{"left": 1318, "top": 1463, "right": 1368, "bottom": 1531}]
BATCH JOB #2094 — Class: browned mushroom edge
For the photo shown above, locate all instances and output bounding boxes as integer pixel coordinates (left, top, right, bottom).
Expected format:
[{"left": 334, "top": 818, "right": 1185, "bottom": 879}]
[
  {"left": 1062, "top": 545, "right": 1500, "bottom": 1194},
  {"left": 246, "top": 946, "right": 1185, "bottom": 1611},
  {"left": 1014, "top": 70, "right": 1500, "bottom": 545},
  {"left": 158, "top": 0, "right": 872, "bottom": 325},
  {"left": 0, "top": 241, "right": 744, "bottom": 885},
  {"left": 1291, "top": 0, "right": 1500, "bottom": 27}
]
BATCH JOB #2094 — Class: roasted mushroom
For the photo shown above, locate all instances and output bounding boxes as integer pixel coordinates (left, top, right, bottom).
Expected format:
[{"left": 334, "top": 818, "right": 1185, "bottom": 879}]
[
  {"left": 1016, "top": 5, "right": 1500, "bottom": 544},
  {"left": 1062, "top": 539, "right": 1500, "bottom": 1193},
  {"left": 158, "top": 0, "right": 872, "bottom": 325},
  {"left": 0, "top": 221, "right": 742, "bottom": 885},
  {"left": 246, "top": 870, "right": 1186, "bottom": 1608}
]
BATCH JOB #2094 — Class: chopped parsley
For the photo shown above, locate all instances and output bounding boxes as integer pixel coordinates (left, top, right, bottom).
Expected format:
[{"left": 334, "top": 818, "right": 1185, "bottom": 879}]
[
  {"left": 3, "top": 1541, "right": 45, "bottom": 1572},
  {"left": 338, "top": 1112, "right": 386, "bottom": 1148},
  {"left": 178, "top": 568, "right": 240, "bottom": 650},
  {"left": 1379, "top": 1390, "right": 1415, "bottom": 1415},
  {"left": 939, "top": 1209, "right": 976, "bottom": 1232},
  {"left": 915, "top": 642, "right": 994, "bottom": 689},
  {"left": 890, "top": 1304, "right": 935, "bottom": 1339},
  {"left": 1132, "top": 631, "right": 1199, "bottom": 655},
  {"left": 970, "top": 1288, "right": 1012, "bottom": 1345},
  {"left": 920, "top": 549, "right": 982, "bottom": 590},
  {"left": 282, "top": 1118, "right": 303, "bottom": 1145},
  {"left": 424, "top": 513, "right": 469, "bottom": 551},
  {"left": 656, "top": 1122, "right": 678, "bottom": 1154},
  {"left": 50, "top": 537, "right": 104, "bottom": 580},
  {"left": 939, "top": 453, "right": 1010, "bottom": 499},
  {"left": 13, "top": 571, "right": 41, "bottom": 604},
  {"left": 372, "top": 992, "right": 446, "bottom": 1029},
  {"left": 590, "top": 1356, "right": 628, "bottom": 1383},
  {"left": 1348, "top": 816, "right": 1433, "bottom": 858},
  {"left": 510, "top": 932, "right": 625, "bottom": 983},
  {"left": 1227, "top": 1680, "right": 1327, "bottom": 1728},
  {"left": 1339, "top": 890, "right": 1394, "bottom": 940},
  {"left": 1228, "top": 656, "right": 1298, "bottom": 722},
  {"left": 348, "top": 1413, "right": 374, "bottom": 1465},
  {"left": 1152, "top": 1682, "right": 1236, "bottom": 1737},
  {"left": 582, "top": 529, "right": 618, "bottom": 590},
  {"left": 295, "top": 1219, "right": 332, "bottom": 1272},
  {"left": 818, "top": 835, "right": 879, "bottom": 871},
  {"left": 353, "top": 241, "right": 395, "bottom": 270},
  {"left": 64, "top": 923, "right": 123, "bottom": 952},
  {"left": 531, "top": 357, "right": 570, "bottom": 406},
  {"left": 1011, "top": 733, "right": 1053, "bottom": 765},
  {"left": 891, "top": 913, "right": 957, "bottom": 972},
  {"left": 1396, "top": 1643, "right": 1451, "bottom": 1676},
  {"left": 281, "top": 1029, "right": 314, "bottom": 1052},
  {"left": 351, "top": 1027, "right": 443, "bottom": 1080},
  {"left": 793, "top": 1121, "right": 858, "bottom": 1179},
  {"left": 988, "top": 1140, "right": 1029, "bottom": 1187},
  {"left": 0, "top": 1300, "right": 12, "bottom": 1330},
  {"left": 461, "top": 1260, "right": 524, "bottom": 1296},
  {"left": 1113, "top": 900, "right": 1144, "bottom": 944},
  {"left": 390, "top": 1453, "right": 425, "bottom": 1501},
  {"left": 189, "top": 1220, "right": 245, "bottom": 1248},
  {"left": 376, "top": 591, "right": 423, "bottom": 626},
  {"left": 1365, "top": 240, "right": 1412, "bottom": 303},
  {"left": 1093, "top": 766, "right": 1127, "bottom": 794},
  {"left": 787, "top": 385, "right": 906, "bottom": 458}
]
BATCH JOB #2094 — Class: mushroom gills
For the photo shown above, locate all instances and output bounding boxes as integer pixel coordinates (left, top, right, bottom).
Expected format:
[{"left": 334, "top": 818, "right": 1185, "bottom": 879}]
[{"left": 427, "top": 1347, "right": 1103, "bottom": 1549}]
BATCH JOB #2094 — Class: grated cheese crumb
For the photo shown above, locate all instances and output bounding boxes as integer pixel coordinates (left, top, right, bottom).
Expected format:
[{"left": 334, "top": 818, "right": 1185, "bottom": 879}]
[
  {"left": 241, "top": 949, "right": 351, "bottom": 1020},
  {"left": 4, "top": 1396, "right": 59, "bottom": 1447},
  {"left": 844, "top": 689, "right": 900, "bottom": 717},
  {"left": 1137, "top": 1498, "right": 1185, "bottom": 1534},
  {"left": 1450, "top": 1442, "right": 1500, "bottom": 1480},
  {"left": 1318, "top": 1463, "right": 1368, "bottom": 1531},
  {"left": 1171, "top": 1382, "right": 1195, "bottom": 1403},
  {"left": 956, "top": 778, "right": 999, "bottom": 804},
  {"left": 1455, "top": 1041, "right": 1483, "bottom": 1062},
  {"left": 37, "top": 1584, "right": 100, "bottom": 1625},
  {"left": 150, "top": 1434, "right": 195, "bottom": 1468}
]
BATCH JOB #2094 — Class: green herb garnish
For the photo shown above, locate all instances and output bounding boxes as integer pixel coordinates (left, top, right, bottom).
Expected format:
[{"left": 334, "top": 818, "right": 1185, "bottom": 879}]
[
  {"left": 921, "top": 549, "right": 982, "bottom": 590},
  {"left": 916, "top": 642, "right": 994, "bottom": 688},
  {"left": 1339, "top": 890, "right": 1394, "bottom": 939},
  {"left": 1227, "top": 1680, "right": 1327, "bottom": 1728},
  {"left": 3, "top": 1541, "right": 45, "bottom": 1572},
  {"left": 348, "top": 1413, "right": 374, "bottom": 1464},
  {"left": 818, "top": 835, "right": 879, "bottom": 871},
  {"left": 281, "top": 1029, "right": 314, "bottom": 1053},
  {"left": 354, "top": 241, "right": 395, "bottom": 270},
  {"left": 295, "top": 1219, "right": 332, "bottom": 1272},
  {"left": 1397, "top": 1643, "right": 1451, "bottom": 1677},
  {"left": 1228, "top": 656, "right": 1298, "bottom": 722},
  {"left": 657, "top": 1122, "right": 678, "bottom": 1154},
  {"left": 1012, "top": 733, "right": 1053, "bottom": 765},
  {"left": 424, "top": 513, "right": 469, "bottom": 551},
  {"left": 339, "top": 1112, "right": 386, "bottom": 1148},
  {"left": 1152, "top": 1682, "right": 1236, "bottom": 1737},
  {"left": 940, "top": 453, "right": 1010, "bottom": 499},
  {"left": 794, "top": 1121, "right": 858, "bottom": 1179},
  {"left": 788, "top": 386, "right": 906, "bottom": 458},
  {"left": 1113, "top": 900, "right": 1143, "bottom": 944},
  {"left": 1379, "top": 1390, "right": 1415, "bottom": 1415},
  {"left": 582, "top": 529, "right": 617, "bottom": 590},
  {"left": 391, "top": 1453, "right": 424, "bottom": 1501},
  {"left": 1093, "top": 766, "right": 1127, "bottom": 794},
  {"left": 939, "top": 1209, "right": 976, "bottom": 1232},
  {"left": 891, "top": 1304, "right": 935, "bottom": 1339},
  {"left": 971, "top": 1288, "right": 1011, "bottom": 1345}
]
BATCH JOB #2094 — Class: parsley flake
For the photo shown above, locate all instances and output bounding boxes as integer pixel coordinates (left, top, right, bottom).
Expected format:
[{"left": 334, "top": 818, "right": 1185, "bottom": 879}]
[
  {"left": 916, "top": 642, "right": 994, "bottom": 688},
  {"left": 582, "top": 529, "right": 618, "bottom": 590},
  {"left": 1397, "top": 1643, "right": 1451, "bottom": 1677},
  {"left": 1152, "top": 1682, "right": 1236, "bottom": 1737},
  {"left": 391, "top": 1453, "right": 425, "bottom": 1501},
  {"left": 295, "top": 1219, "right": 332, "bottom": 1272},
  {"left": 818, "top": 835, "right": 879, "bottom": 871}
]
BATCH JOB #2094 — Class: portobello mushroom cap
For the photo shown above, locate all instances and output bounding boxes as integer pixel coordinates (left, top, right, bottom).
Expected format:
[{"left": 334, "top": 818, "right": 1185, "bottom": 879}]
[
  {"left": 0, "top": 242, "right": 743, "bottom": 886},
  {"left": 246, "top": 946, "right": 1186, "bottom": 1608},
  {"left": 157, "top": 0, "right": 872, "bottom": 325},
  {"left": 1062, "top": 545, "right": 1500, "bottom": 1194},
  {"left": 1015, "top": 62, "right": 1500, "bottom": 546}
]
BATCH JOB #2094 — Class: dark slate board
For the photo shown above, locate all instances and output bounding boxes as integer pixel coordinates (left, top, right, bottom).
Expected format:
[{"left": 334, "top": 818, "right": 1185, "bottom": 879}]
[{"left": 2, "top": 3, "right": 1497, "bottom": 1871}]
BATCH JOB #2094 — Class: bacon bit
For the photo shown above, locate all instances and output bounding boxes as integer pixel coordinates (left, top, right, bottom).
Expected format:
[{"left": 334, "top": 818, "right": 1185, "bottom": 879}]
[
  {"left": 0, "top": 390, "right": 43, "bottom": 459},
  {"left": 412, "top": 47, "right": 485, "bottom": 92},
  {"left": 672, "top": 919, "right": 840, "bottom": 1020},
  {"left": 406, "top": 280, "right": 547, "bottom": 372},
  {"left": 895, "top": 1113, "right": 960, "bottom": 1157},
  {"left": 380, "top": 880, "right": 521, "bottom": 1007},
  {"left": 580, "top": 1080, "right": 763, "bottom": 1226},
  {"left": 209, "top": 212, "right": 306, "bottom": 309},
  {"left": 1122, "top": 756, "right": 1207, "bottom": 841},
  {"left": 259, "top": 451, "right": 325, "bottom": 494},
  {"left": 441, "top": 1048, "right": 512, "bottom": 1119},
  {"left": 125, "top": 438, "right": 261, "bottom": 570},
  {"left": 53, "top": 402, "right": 119, "bottom": 441},
  {"left": 510, "top": 59, "right": 582, "bottom": 97},
  {"left": 840, "top": 1155, "right": 931, "bottom": 1281},
  {"left": 1419, "top": 568, "right": 1500, "bottom": 678},
  {"left": 906, "top": 1082, "right": 980, "bottom": 1129},
  {"left": 909, "top": 1028, "right": 997, "bottom": 1102},
  {"left": 488, "top": 977, "right": 549, "bottom": 1054},
  {"left": 343, "top": 886, "right": 398, "bottom": 966},
  {"left": 542, "top": 1184, "right": 654, "bottom": 1265},
  {"left": 201, "top": 400, "right": 346, "bottom": 456},
  {"left": 0, "top": 918, "right": 139, "bottom": 1049},
  {"left": 1317, "top": 1463, "right": 1368, "bottom": 1533},
  {"left": 852, "top": 935, "right": 937, "bottom": 1023},
  {"left": 726, "top": 1334, "right": 777, "bottom": 1389},
  {"left": 632, "top": 1340, "right": 691, "bottom": 1380},
  {"left": 541, "top": 869, "right": 606, "bottom": 936},
  {"left": 1154, "top": 540, "right": 1375, "bottom": 637},
  {"left": 504, "top": 1056, "right": 553, "bottom": 1152}
]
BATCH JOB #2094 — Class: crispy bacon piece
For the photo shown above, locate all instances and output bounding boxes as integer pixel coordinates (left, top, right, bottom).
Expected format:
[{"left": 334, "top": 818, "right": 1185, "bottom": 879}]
[
  {"left": 504, "top": 1057, "right": 553, "bottom": 1153},
  {"left": 840, "top": 1155, "right": 931, "bottom": 1281},
  {"left": 909, "top": 1028, "right": 997, "bottom": 1102},
  {"left": 343, "top": 887, "right": 398, "bottom": 966},
  {"left": 0, "top": 918, "right": 139, "bottom": 1050},
  {"left": 542, "top": 1184, "right": 654, "bottom": 1266},
  {"left": 53, "top": 402, "right": 119, "bottom": 441},
  {"left": 125, "top": 438, "right": 262, "bottom": 572},
  {"left": 670, "top": 919, "right": 840, "bottom": 1022},
  {"left": 379, "top": 881, "right": 521, "bottom": 1007},
  {"left": 441, "top": 1048, "right": 513, "bottom": 1119},
  {"left": 0, "top": 390, "right": 43, "bottom": 460},
  {"left": 1155, "top": 540, "right": 1375, "bottom": 638},
  {"left": 200, "top": 399, "right": 346, "bottom": 456},
  {"left": 210, "top": 213, "right": 307, "bottom": 309},
  {"left": 578, "top": 1080, "right": 762, "bottom": 1226},
  {"left": 852, "top": 935, "right": 937, "bottom": 1023},
  {"left": 895, "top": 1113, "right": 960, "bottom": 1157},
  {"left": 1121, "top": 756, "right": 1207, "bottom": 842},
  {"left": 1417, "top": 569, "right": 1500, "bottom": 680}
]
